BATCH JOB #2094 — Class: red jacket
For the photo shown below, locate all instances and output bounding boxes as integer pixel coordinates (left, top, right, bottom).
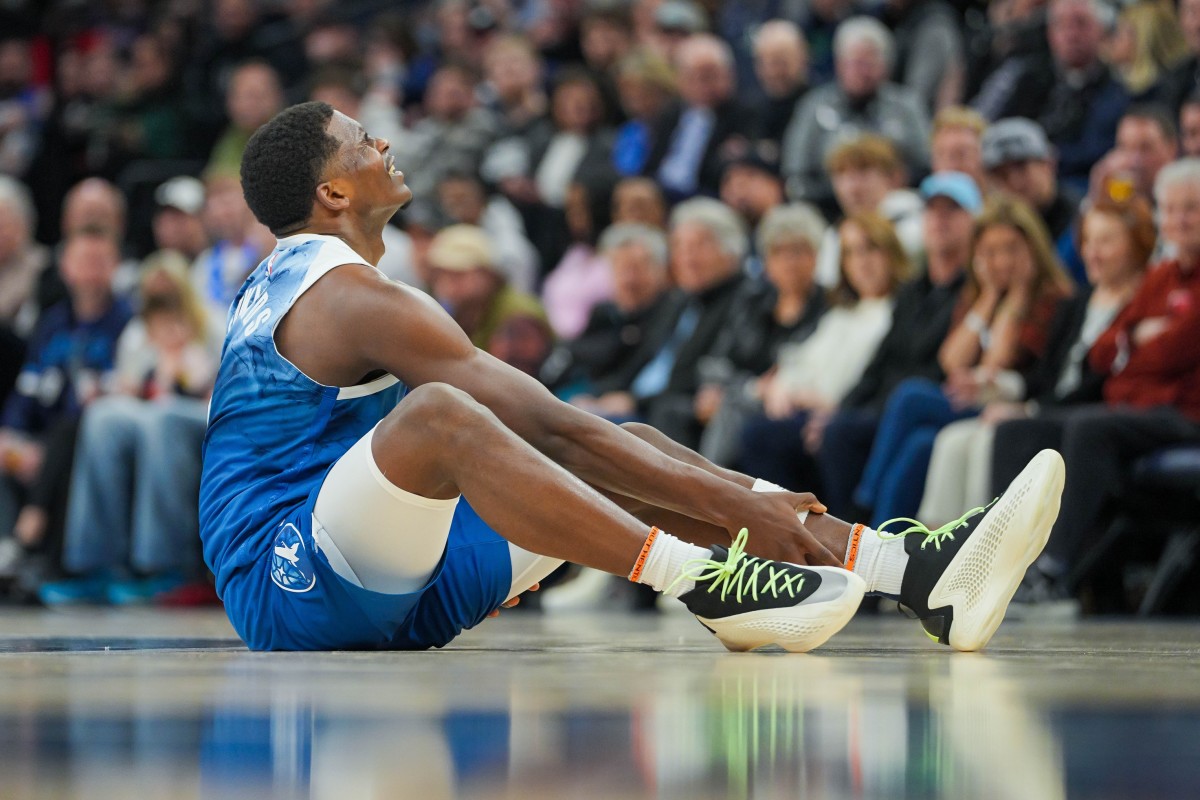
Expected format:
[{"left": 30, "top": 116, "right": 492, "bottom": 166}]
[{"left": 1090, "top": 259, "right": 1200, "bottom": 421}]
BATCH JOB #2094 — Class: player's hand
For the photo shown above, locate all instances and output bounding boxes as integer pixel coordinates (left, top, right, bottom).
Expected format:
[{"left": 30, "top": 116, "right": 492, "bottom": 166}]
[
  {"left": 726, "top": 490, "right": 842, "bottom": 568},
  {"left": 487, "top": 583, "right": 540, "bottom": 618}
]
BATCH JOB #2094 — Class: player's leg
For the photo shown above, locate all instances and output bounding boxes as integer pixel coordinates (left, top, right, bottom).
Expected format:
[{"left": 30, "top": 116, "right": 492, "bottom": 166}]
[
  {"left": 612, "top": 419, "right": 1069, "bottom": 652},
  {"left": 319, "top": 383, "right": 866, "bottom": 652}
]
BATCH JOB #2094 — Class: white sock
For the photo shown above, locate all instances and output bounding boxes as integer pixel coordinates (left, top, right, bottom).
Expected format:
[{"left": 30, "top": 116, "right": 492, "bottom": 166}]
[
  {"left": 846, "top": 524, "right": 908, "bottom": 596},
  {"left": 631, "top": 530, "right": 712, "bottom": 598}
]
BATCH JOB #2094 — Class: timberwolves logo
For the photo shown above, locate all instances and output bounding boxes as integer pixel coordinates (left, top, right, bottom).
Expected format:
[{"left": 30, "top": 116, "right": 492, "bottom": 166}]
[{"left": 270, "top": 522, "right": 316, "bottom": 593}]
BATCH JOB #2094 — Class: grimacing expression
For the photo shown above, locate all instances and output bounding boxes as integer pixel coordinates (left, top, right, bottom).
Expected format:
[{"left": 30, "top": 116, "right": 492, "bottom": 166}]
[{"left": 329, "top": 111, "right": 413, "bottom": 213}]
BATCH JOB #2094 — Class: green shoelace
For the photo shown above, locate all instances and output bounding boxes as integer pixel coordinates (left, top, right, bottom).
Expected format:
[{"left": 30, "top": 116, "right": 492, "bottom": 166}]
[
  {"left": 665, "top": 528, "right": 805, "bottom": 603},
  {"left": 876, "top": 498, "right": 998, "bottom": 551}
]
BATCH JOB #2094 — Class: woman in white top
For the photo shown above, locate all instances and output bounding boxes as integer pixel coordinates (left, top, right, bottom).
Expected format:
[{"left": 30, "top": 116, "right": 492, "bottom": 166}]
[{"left": 730, "top": 211, "right": 909, "bottom": 488}]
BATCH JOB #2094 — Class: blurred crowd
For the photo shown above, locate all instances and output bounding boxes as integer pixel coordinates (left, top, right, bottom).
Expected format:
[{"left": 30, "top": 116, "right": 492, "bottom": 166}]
[{"left": 0, "top": 0, "right": 1197, "bottom": 615}]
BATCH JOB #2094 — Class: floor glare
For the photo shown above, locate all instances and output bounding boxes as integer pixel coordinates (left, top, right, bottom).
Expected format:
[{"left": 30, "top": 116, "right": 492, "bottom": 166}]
[{"left": 0, "top": 609, "right": 1196, "bottom": 799}]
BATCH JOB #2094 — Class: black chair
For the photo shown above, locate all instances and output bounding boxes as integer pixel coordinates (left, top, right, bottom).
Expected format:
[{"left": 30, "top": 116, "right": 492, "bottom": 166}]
[
  {"left": 1069, "top": 444, "right": 1200, "bottom": 614},
  {"left": 1130, "top": 445, "right": 1200, "bottom": 614}
]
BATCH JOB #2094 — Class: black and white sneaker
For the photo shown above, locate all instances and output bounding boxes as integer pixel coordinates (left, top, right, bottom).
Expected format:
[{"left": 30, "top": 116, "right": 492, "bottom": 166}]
[
  {"left": 885, "top": 449, "right": 1066, "bottom": 651},
  {"left": 673, "top": 529, "right": 865, "bottom": 653}
]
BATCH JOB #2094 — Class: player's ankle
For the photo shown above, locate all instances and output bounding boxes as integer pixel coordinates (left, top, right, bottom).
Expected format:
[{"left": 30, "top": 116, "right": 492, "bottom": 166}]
[
  {"left": 628, "top": 528, "right": 712, "bottom": 598},
  {"left": 844, "top": 523, "right": 908, "bottom": 597}
]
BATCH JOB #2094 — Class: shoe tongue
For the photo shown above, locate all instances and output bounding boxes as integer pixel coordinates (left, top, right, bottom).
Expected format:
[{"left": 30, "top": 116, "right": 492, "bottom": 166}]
[{"left": 708, "top": 544, "right": 730, "bottom": 561}]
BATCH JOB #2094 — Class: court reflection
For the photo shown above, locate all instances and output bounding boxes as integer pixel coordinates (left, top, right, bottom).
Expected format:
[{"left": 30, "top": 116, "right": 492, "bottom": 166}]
[{"left": 1, "top": 645, "right": 1199, "bottom": 799}]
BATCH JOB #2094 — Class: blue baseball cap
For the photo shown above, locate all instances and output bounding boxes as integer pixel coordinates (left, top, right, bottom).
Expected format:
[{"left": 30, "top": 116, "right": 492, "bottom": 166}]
[{"left": 919, "top": 171, "right": 983, "bottom": 216}]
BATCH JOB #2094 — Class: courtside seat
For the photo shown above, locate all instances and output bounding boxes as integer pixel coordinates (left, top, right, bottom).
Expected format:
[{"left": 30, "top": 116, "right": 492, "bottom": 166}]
[{"left": 1130, "top": 445, "right": 1200, "bottom": 615}]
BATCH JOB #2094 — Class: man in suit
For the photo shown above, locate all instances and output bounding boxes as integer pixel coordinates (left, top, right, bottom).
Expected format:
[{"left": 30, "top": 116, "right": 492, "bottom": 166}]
[{"left": 644, "top": 35, "right": 750, "bottom": 202}]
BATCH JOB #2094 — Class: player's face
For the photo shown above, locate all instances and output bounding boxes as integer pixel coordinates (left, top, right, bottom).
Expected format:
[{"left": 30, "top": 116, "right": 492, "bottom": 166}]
[{"left": 331, "top": 111, "right": 413, "bottom": 212}]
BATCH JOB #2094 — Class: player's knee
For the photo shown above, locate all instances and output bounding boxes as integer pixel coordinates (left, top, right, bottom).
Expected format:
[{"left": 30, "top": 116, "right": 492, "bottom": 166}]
[{"left": 391, "top": 383, "right": 491, "bottom": 442}]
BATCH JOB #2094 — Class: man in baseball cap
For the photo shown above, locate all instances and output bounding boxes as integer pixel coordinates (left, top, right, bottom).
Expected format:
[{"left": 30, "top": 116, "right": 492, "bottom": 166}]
[
  {"left": 919, "top": 170, "right": 983, "bottom": 216},
  {"left": 151, "top": 176, "right": 209, "bottom": 262},
  {"left": 982, "top": 118, "right": 1080, "bottom": 243},
  {"left": 427, "top": 225, "right": 552, "bottom": 375}
]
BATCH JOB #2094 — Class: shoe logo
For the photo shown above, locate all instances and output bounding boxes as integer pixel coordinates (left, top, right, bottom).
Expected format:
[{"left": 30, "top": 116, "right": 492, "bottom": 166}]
[{"left": 270, "top": 522, "right": 316, "bottom": 593}]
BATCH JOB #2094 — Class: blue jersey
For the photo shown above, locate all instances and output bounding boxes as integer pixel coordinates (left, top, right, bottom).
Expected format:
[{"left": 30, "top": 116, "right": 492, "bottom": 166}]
[
  {"left": 199, "top": 233, "right": 513, "bottom": 651},
  {"left": 200, "top": 234, "right": 405, "bottom": 593}
]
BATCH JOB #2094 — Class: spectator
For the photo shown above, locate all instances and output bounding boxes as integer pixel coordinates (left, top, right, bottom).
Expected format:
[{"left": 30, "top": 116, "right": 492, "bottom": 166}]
[
  {"left": 815, "top": 135, "right": 923, "bottom": 288},
  {"left": 487, "top": 69, "right": 613, "bottom": 274},
  {"left": 310, "top": 66, "right": 404, "bottom": 153},
  {"left": 687, "top": 204, "right": 832, "bottom": 454},
  {"left": 182, "top": 0, "right": 301, "bottom": 145},
  {"left": 0, "top": 36, "right": 49, "bottom": 178},
  {"left": 782, "top": 16, "right": 931, "bottom": 214},
  {"left": 980, "top": 0, "right": 1128, "bottom": 192},
  {"left": 427, "top": 224, "right": 552, "bottom": 376},
  {"left": 795, "top": 0, "right": 858, "bottom": 87},
  {"left": 0, "top": 176, "right": 49, "bottom": 337},
  {"left": 1180, "top": 91, "right": 1200, "bottom": 157},
  {"left": 648, "top": 0, "right": 709, "bottom": 64},
  {"left": 25, "top": 46, "right": 118, "bottom": 242},
  {"left": 698, "top": 201, "right": 830, "bottom": 467},
  {"left": 397, "top": 202, "right": 441, "bottom": 292},
  {"left": 150, "top": 177, "right": 209, "bottom": 264},
  {"left": 206, "top": 61, "right": 286, "bottom": 180},
  {"left": 815, "top": 172, "right": 979, "bottom": 517},
  {"left": 0, "top": 230, "right": 132, "bottom": 554},
  {"left": 880, "top": 0, "right": 966, "bottom": 112},
  {"left": 718, "top": 151, "right": 786, "bottom": 234},
  {"left": 193, "top": 175, "right": 269, "bottom": 334},
  {"left": 577, "top": 198, "right": 749, "bottom": 445},
  {"left": 611, "top": 176, "right": 667, "bottom": 228},
  {"left": 1005, "top": 160, "right": 1200, "bottom": 601},
  {"left": 982, "top": 118, "right": 1082, "bottom": 270},
  {"left": 103, "top": 33, "right": 186, "bottom": 170},
  {"left": 579, "top": 5, "right": 634, "bottom": 124},
  {"left": 732, "top": 210, "right": 906, "bottom": 485},
  {"left": 1105, "top": 0, "right": 1189, "bottom": 100},
  {"left": 851, "top": 194, "right": 1072, "bottom": 527},
  {"left": 361, "top": 12, "right": 428, "bottom": 118},
  {"left": 544, "top": 223, "right": 676, "bottom": 399},
  {"left": 1151, "top": 0, "right": 1200, "bottom": 114},
  {"left": 645, "top": 34, "right": 748, "bottom": 201},
  {"left": 482, "top": 35, "right": 549, "bottom": 138},
  {"left": 435, "top": 170, "right": 539, "bottom": 293},
  {"left": 50, "top": 178, "right": 140, "bottom": 308},
  {"left": 922, "top": 195, "right": 1152, "bottom": 527},
  {"left": 498, "top": 69, "right": 611, "bottom": 212},
  {"left": 392, "top": 64, "right": 498, "bottom": 207},
  {"left": 611, "top": 48, "right": 676, "bottom": 177},
  {"left": 966, "top": 0, "right": 1051, "bottom": 111},
  {"left": 749, "top": 20, "right": 809, "bottom": 156},
  {"left": 0, "top": 176, "right": 47, "bottom": 411},
  {"left": 1088, "top": 106, "right": 1179, "bottom": 207},
  {"left": 301, "top": 12, "right": 361, "bottom": 70},
  {"left": 930, "top": 105, "right": 988, "bottom": 192},
  {"left": 37, "top": 254, "right": 217, "bottom": 605},
  {"left": 542, "top": 179, "right": 616, "bottom": 339}
]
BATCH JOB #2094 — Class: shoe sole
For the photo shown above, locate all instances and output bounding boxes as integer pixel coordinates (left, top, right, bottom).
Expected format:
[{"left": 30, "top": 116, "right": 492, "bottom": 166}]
[
  {"left": 696, "top": 569, "right": 866, "bottom": 653},
  {"left": 928, "top": 449, "right": 1066, "bottom": 652}
]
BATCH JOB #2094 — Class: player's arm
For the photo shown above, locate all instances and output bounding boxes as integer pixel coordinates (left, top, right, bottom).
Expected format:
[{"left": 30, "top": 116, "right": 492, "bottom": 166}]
[{"left": 331, "top": 266, "right": 840, "bottom": 566}]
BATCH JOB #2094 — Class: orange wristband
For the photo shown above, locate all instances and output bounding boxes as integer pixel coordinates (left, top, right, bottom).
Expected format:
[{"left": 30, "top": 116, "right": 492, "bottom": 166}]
[
  {"left": 628, "top": 527, "right": 661, "bottom": 582},
  {"left": 844, "top": 523, "right": 866, "bottom": 572}
]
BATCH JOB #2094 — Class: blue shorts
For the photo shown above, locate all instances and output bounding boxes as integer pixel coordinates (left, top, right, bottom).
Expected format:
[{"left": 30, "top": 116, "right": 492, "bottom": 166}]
[{"left": 220, "top": 497, "right": 513, "bottom": 651}]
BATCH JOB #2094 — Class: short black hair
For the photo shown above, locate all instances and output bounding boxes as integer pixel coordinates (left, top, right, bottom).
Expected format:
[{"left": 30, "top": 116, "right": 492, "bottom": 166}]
[
  {"left": 240, "top": 101, "right": 341, "bottom": 235},
  {"left": 1124, "top": 103, "right": 1179, "bottom": 143}
]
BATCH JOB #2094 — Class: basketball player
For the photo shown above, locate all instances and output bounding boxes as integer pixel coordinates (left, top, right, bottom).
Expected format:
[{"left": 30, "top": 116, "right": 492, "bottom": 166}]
[{"left": 200, "top": 102, "right": 1064, "bottom": 652}]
